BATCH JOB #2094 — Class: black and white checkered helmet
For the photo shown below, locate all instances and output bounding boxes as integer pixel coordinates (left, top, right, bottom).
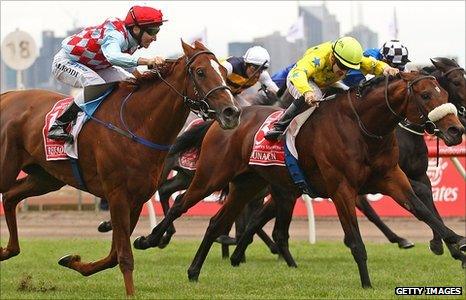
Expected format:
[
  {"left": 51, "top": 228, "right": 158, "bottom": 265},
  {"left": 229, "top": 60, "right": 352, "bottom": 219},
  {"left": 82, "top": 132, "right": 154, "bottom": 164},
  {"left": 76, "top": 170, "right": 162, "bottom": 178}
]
[{"left": 380, "top": 40, "right": 410, "bottom": 67}]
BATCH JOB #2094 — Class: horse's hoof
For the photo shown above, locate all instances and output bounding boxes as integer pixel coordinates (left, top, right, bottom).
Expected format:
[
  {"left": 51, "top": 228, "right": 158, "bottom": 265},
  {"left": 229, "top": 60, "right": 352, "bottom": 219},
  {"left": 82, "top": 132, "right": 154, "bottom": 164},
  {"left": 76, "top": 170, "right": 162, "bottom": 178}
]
[
  {"left": 230, "top": 255, "right": 241, "bottom": 267},
  {"left": 461, "top": 260, "right": 466, "bottom": 269},
  {"left": 429, "top": 240, "right": 444, "bottom": 255},
  {"left": 362, "top": 283, "right": 373, "bottom": 289},
  {"left": 157, "top": 235, "right": 171, "bottom": 249},
  {"left": 187, "top": 270, "right": 199, "bottom": 282},
  {"left": 133, "top": 236, "right": 149, "bottom": 250},
  {"left": 458, "top": 238, "right": 466, "bottom": 252},
  {"left": 58, "top": 254, "right": 80, "bottom": 267},
  {"left": 97, "top": 221, "right": 112, "bottom": 233},
  {"left": 215, "top": 235, "right": 237, "bottom": 245},
  {"left": 397, "top": 239, "right": 415, "bottom": 249},
  {"left": 270, "top": 246, "right": 279, "bottom": 255}
]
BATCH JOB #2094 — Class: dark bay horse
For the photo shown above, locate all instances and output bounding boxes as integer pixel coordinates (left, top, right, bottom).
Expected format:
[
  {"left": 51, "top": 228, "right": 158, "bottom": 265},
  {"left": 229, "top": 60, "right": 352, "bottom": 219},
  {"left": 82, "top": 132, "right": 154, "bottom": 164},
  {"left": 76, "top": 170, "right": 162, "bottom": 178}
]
[
  {"left": 0, "top": 41, "right": 240, "bottom": 296},
  {"left": 134, "top": 71, "right": 465, "bottom": 288},
  {"left": 356, "top": 57, "right": 466, "bottom": 260},
  {"left": 233, "top": 57, "right": 466, "bottom": 266}
]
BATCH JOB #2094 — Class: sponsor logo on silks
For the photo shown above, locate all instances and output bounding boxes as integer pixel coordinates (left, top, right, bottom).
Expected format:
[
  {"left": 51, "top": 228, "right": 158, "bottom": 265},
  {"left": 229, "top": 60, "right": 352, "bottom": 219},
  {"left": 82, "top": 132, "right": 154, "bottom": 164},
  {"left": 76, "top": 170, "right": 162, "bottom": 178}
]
[
  {"left": 395, "top": 286, "right": 462, "bottom": 296},
  {"left": 312, "top": 57, "right": 320, "bottom": 67}
]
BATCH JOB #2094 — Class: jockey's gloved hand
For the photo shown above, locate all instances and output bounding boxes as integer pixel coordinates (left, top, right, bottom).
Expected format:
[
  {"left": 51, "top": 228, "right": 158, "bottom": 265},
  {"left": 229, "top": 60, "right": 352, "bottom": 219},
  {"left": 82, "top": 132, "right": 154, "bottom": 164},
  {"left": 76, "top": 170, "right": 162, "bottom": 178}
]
[
  {"left": 304, "top": 91, "right": 319, "bottom": 107},
  {"left": 383, "top": 66, "right": 400, "bottom": 76}
]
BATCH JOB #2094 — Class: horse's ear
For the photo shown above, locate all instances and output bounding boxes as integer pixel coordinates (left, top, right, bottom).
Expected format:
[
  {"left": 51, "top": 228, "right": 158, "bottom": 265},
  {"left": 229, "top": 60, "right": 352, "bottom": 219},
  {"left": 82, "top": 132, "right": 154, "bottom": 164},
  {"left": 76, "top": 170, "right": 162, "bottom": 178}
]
[
  {"left": 430, "top": 57, "right": 446, "bottom": 71},
  {"left": 194, "top": 40, "right": 206, "bottom": 50},
  {"left": 181, "top": 39, "right": 194, "bottom": 55}
]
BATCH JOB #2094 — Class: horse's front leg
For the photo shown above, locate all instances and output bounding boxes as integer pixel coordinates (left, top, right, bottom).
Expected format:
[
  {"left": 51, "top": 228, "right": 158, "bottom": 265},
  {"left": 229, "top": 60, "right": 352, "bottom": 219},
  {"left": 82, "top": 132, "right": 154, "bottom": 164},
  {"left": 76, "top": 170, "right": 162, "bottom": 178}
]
[
  {"left": 331, "top": 181, "right": 372, "bottom": 288},
  {"left": 59, "top": 193, "right": 143, "bottom": 296},
  {"left": 376, "top": 166, "right": 466, "bottom": 252},
  {"left": 188, "top": 174, "right": 266, "bottom": 281},
  {"left": 356, "top": 195, "right": 414, "bottom": 249},
  {"left": 157, "top": 170, "right": 193, "bottom": 249},
  {"left": 231, "top": 196, "right": 278, "bottom": 266}
]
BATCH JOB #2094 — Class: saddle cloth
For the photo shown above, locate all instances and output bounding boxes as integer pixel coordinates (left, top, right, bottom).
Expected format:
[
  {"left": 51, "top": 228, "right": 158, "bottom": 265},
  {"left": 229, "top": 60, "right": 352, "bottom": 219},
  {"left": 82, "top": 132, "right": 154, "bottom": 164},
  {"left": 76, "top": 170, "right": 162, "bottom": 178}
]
[
  {"left": 178, "top": 118, "right": 205, "bottom": 170},
  {"left": 42, "top": 97, "right": 85, "bottom": 161},
  {"left": 248, "top": 106, "right": 317, "bottom": 166},
  {"left": 43, "top": 88, "right": 113, "bottom": 161}
]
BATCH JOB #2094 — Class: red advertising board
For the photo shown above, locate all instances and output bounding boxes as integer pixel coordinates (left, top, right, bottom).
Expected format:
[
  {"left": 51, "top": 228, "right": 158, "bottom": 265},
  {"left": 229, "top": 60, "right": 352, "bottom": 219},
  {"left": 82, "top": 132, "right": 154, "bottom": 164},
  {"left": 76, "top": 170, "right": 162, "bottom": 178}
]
[{"left": 1, "top": 138, "right": 463, "bottom": 218}]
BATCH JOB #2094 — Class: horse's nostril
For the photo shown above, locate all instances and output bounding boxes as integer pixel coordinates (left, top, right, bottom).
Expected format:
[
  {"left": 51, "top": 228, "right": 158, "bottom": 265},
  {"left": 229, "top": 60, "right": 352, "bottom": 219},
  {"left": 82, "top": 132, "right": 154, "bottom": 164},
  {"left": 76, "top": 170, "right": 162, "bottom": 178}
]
[
  {"left": 447, "top": 126, "right": 463, "bottom": 137},
  {"left": 222, "top": 107, "right": 240, "bottom": 118}
]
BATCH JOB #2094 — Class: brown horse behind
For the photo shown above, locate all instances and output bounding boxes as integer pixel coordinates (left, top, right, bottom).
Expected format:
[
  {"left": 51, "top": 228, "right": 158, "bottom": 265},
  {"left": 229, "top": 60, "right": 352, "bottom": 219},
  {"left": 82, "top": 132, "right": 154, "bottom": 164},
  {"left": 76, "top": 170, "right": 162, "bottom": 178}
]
[
  {"left": 134, "top": 71, "right": 465, "bottom": 288},
  {"left": 0, "top": 41, "right": 240, "bottom": 295}
]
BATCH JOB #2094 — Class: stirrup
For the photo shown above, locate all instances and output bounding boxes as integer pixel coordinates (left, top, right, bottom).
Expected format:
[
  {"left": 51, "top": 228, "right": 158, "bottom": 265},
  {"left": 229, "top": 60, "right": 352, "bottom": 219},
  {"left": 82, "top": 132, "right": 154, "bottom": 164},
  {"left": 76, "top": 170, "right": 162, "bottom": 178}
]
[
  {"left": 48, "top": 126, "right": 73, "bottom": 143},
  {"left": 264, "top": 129, "right": 284, "bottom": 141}
]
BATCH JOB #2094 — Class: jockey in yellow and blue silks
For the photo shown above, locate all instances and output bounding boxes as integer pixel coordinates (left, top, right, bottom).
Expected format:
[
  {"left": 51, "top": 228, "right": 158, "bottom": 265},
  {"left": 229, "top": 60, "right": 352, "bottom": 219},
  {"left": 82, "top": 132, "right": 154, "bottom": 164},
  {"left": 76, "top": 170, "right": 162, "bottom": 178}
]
[
  {"left": 220, "top": 46, "right": 279, "bottom": 106},
  {"left": 264, "top": 36, "right": 400, "bottom": 140}
]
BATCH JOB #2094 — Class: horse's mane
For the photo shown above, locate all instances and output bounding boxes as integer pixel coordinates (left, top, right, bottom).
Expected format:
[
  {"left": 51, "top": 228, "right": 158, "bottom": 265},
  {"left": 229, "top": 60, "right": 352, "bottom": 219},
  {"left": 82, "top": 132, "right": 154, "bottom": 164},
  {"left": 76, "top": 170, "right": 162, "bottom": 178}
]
[
  {"left": 357, "top": 73, "right": 405, "bottom": 98},
  {"left": 118, "top": 58, "right": 183, "bottom": 91}
]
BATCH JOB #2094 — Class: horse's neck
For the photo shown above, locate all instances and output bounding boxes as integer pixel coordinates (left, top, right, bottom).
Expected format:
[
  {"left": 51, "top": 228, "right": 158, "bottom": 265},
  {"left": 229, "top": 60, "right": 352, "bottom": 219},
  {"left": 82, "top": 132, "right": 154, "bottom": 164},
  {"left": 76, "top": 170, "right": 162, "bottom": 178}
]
[
  {"left": 127, "top": 64, "right": 191, "bottom": 146},
  {"left": 355, "top": 80, "right": 408, "bottom": 138}
]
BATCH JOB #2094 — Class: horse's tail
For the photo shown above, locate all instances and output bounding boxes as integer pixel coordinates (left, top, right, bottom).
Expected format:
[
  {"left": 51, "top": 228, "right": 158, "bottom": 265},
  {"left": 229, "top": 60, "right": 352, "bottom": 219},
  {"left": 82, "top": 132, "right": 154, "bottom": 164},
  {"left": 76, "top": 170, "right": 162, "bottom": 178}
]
[{"left": 169, "top": 120, "right": 214, "bottom": 155}]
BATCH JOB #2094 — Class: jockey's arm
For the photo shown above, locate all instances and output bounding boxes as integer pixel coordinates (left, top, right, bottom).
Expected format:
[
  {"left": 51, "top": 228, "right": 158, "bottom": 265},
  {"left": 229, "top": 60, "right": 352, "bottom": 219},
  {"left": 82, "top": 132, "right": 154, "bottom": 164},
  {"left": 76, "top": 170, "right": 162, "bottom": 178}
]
[
  {"left": 288, "top": 54, "right": 318, "bottom": 95},
  {"left": 101, "top": 31, "right": 140, "bottom": 68},
  {"left": 220, "top": 60, "right": 233, "bottom": 76},
  {"left": 360, "top": 56, "right": 389, "bottom": 77},
  {"left": 259, "top": 71, "right": 279, "bottom": 93}
]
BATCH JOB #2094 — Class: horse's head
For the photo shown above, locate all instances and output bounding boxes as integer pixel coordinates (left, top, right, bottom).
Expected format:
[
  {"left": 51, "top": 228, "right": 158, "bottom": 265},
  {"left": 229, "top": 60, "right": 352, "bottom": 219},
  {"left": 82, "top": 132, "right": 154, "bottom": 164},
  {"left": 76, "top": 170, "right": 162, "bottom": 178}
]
[
  {"left": 180, "top": 40, "right": 240, "bottom": 129},
  {"left": 430, "top": 57, "right": 466, "bottom": 126},
  {"left": 400, "top": 72, "right": 464, "bottom": 146}
]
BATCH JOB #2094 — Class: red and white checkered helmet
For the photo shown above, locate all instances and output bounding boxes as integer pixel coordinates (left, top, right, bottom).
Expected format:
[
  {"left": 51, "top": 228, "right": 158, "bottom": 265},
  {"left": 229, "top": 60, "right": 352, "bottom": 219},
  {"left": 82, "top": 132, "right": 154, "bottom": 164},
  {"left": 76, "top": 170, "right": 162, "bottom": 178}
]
[{"left": 124, "top": 6, "right": 167, "bottom": 27}]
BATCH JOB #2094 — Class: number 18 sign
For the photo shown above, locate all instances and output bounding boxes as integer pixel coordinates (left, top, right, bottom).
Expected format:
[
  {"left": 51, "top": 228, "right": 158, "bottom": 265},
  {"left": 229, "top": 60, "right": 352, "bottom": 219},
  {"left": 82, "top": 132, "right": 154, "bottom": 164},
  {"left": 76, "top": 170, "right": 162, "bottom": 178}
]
[{"left": 1, "top": 29, "right": 37, "bottom": 71}]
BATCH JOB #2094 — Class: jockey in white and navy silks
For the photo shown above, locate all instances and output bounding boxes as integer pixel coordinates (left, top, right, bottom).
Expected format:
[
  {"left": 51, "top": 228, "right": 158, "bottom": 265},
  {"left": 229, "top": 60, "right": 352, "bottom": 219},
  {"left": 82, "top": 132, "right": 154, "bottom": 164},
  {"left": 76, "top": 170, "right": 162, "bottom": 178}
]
[
  {"left": 220, "top": 46, "right": 279, "bottom": 107},
  {"left": 48, "top": 5, "right": 167, "bottom": 142}
]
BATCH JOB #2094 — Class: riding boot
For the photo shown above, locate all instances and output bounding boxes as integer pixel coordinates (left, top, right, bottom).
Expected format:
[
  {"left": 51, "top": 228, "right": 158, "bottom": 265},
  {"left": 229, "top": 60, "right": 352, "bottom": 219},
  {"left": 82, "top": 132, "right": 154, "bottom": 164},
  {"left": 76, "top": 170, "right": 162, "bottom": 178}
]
[
  {"left": 47, "top": 99, "right": 83, "bottom": 143},
  {"left": 264, "top": 97, "right": 306, "bottom": 140}
]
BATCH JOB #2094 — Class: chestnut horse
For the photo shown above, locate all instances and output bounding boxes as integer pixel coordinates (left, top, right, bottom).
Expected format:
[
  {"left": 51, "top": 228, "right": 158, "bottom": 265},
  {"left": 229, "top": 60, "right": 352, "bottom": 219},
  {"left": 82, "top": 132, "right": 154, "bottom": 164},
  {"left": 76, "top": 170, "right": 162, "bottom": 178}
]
[
  {"left": 0, "top": 41, "right": 240, "bottom": 296},
  {"left": 134, "top": 72, "right": 465, "bottom": 288}
]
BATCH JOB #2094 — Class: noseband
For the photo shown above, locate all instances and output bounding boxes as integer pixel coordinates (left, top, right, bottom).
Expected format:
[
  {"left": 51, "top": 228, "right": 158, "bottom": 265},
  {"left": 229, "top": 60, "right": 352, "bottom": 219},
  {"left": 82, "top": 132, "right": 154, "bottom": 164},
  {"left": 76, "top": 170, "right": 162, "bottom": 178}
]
[{"left": 153, "top": 50, "right": 232, "bottom": 120}]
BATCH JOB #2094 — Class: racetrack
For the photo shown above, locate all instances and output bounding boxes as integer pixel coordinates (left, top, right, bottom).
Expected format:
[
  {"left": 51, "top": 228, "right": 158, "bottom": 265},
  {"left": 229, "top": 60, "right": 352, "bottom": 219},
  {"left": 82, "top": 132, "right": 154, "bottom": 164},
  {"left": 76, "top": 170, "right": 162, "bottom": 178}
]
[{"left": 1, "top": 211, "right": 464, "bottom": 243}]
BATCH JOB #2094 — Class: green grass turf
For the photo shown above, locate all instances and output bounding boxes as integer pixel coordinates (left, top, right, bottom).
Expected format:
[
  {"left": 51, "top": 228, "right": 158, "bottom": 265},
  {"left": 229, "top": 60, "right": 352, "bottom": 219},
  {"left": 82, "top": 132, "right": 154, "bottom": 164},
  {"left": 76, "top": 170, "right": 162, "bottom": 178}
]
[{"left": 0, "top": 239, "right": 464, "bottom": 299}]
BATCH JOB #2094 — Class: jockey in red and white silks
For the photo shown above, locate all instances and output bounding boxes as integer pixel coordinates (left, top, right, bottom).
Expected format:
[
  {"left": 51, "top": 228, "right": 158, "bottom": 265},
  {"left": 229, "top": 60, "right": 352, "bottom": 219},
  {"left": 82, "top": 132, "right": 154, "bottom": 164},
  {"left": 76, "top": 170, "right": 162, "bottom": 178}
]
[{"left": 48, "top": 5, "right": 167, "bottom": 143}]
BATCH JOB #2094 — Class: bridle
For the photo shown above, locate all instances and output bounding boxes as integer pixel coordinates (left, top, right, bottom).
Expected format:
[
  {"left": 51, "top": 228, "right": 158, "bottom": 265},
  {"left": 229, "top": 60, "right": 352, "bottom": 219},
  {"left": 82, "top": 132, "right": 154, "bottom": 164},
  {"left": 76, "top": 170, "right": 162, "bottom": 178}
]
[
  {"left": 443, "top": 66, "right": 466, "bottom": 119},
  {"left": 348, "top": 75, "right": 440, "bottom": 139},
  {"left": 84, "top": 50, "right": 232, "bottom": 151},
  {"left": 151, "top": 50, "right": 232, "bottom": 120}
]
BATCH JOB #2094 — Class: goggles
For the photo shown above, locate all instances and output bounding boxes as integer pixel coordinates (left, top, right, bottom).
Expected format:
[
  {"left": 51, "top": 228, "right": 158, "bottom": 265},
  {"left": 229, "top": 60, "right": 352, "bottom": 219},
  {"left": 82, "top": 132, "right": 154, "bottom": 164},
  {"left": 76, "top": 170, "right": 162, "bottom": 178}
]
[
  {"left": 144, "top": 26, "right": 161, "bottom": 36},
  {"left": 335, "top": 59, "right": 351, "bottom": 71}
]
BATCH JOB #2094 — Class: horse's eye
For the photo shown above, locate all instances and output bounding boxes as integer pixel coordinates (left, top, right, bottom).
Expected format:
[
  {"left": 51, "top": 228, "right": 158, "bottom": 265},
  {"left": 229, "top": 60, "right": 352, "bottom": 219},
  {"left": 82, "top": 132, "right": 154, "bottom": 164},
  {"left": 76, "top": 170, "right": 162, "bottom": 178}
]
[
  {"left": 452, "top": 81, "right": 460, "bottom": 86},
  {"left": 196, "top": 69, "right": 205, "bottom": 77},
  {"left": 421, "top": 93, "right": 430, "bottom": 100}
]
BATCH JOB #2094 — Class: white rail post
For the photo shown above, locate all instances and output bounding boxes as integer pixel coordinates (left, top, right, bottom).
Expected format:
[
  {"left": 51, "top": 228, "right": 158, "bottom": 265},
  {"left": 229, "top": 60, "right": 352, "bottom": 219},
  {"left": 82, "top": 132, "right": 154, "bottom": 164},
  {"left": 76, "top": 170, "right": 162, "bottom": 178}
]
[{"left": 302, "top": 194, "right": 316, "bottom": 244}]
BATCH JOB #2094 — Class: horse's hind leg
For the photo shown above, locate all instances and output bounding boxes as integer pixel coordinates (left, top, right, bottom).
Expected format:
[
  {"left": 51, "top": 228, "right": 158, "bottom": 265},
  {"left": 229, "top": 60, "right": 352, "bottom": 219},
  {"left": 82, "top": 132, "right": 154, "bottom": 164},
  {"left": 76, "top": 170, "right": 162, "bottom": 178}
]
[
  {"left": 1, "top": 168, "right": 65, "bottom": 260},
  {"left": 269, "top": 186, "right": 298, "bottom": 268},
  {"left": 59, "top": 194, "right": 143, "bottom": 296},
  {"left": 356, "top": 195, "right": 414, "bottom": 249},
  {"left": 231, "top": 197, "right": 277, "bottom": 266},
  {"left": 187, "top": 173, "right": 267, "bottom": 281}
]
